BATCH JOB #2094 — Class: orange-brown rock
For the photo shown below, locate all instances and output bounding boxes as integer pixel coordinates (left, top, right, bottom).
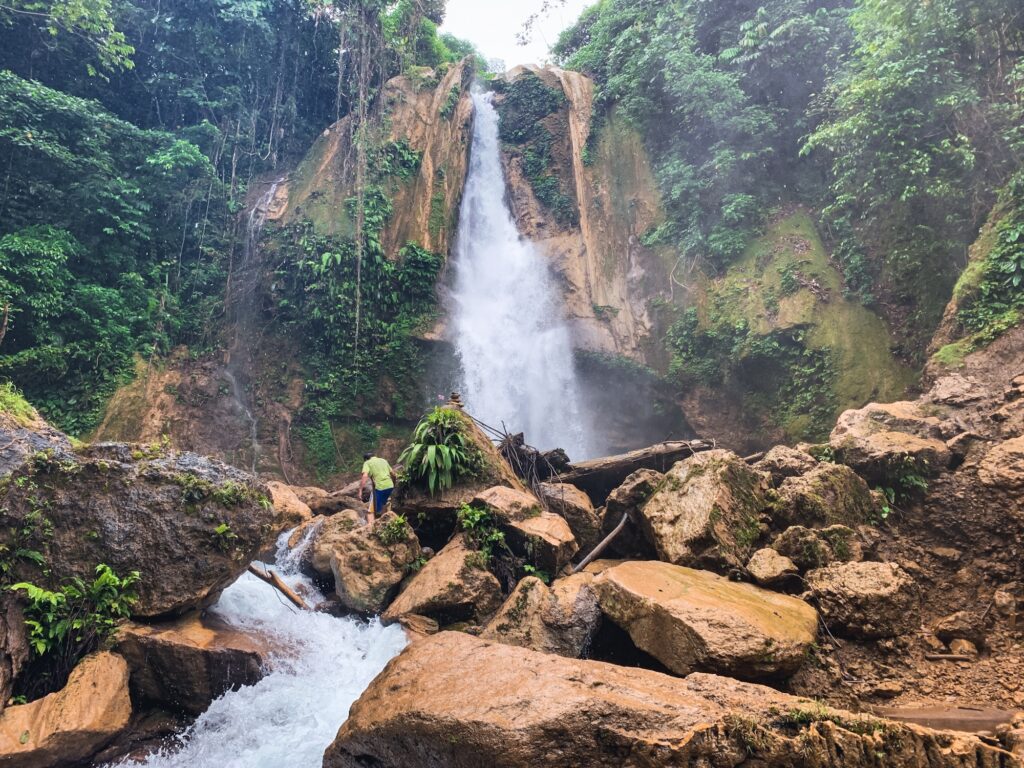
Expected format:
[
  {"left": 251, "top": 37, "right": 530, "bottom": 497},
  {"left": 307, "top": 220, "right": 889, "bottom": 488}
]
[
  {"left": 323, "top": 632, "right": 1006, "bottom": 768},
  {"left": 0, "top": 652, "right": 131, "bottom": 767},
  {"left": 536, "top": 482, "right": 602, "bottom": 552},
  {"left": 977, "top": 436, "right": 1024, "bottom": 491},
  {"left": 329, "top": 512, "right": 422, "bottom": 614},
  {"left": 480, "top": 573, "right": 600, "bottom": 657},
  {"left": 115, "top": 613, "right": 266, "bottom": 715},
  {"left": 472, "top": 486, "right": 579, "bottom": 573},
  {"left": 805, "top": 561, "right": 920, "bottom": 639},
  {"left": 830, "top": 401, "right": 954, "bottom": 478},
  {"left": 637, "top": 450, "right": 771, "bottom": 571},
  {"left": 266, "top": 480, "right": 313, "bottom": 530},
  {"left": 753, "top": 445, "right": 819, "bottom": 486},
  {"left": 593, "top": 560, "right": 818, "bottom": 680},
  {"left": 381, "top": 536, "right": 502, "bottom": 626},
  {"left": 310, "top": 510, "right": 363, "bottom": 578},
  {"left": 775, "top": 463, "right": 879, "bottom": 529}
]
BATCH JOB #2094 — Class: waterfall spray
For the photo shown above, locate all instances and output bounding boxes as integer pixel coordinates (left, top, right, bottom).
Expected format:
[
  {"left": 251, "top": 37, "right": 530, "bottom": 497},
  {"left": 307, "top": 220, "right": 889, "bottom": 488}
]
[{"left": 451, "top": 90, "right": 596, "bottom": 459}]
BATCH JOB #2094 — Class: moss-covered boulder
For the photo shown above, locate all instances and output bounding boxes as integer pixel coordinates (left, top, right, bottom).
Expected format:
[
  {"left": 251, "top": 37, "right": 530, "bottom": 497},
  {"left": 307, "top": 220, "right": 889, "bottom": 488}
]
[
  {"left": 381, "top": 536, "right": 503, "bottom": 627},
  {"left": 472, "top": 486, "right": 579, "bottom": 574},
  {"left": 480, "top": 573, "right": 601, "bottom": 658},
  {"left": 593, "top": 560, "right": 818, "bottom": 680},
  {"left": 329, "top": 512, "right": 423, "bottom": 614},
  {"left": 637, "top": 451, "right": 771, "bottom": 571},
  {"left": 775, "top": 463, "right": 879, "bottom": 528},
  {"left": 0, "top": 429, "right": 275, "bottom": 618},
  {"left": 772, "top": 525, "right": 862, "bottom": 572},
  {"left": 753, "top": 445, "right": 818, "bottom": 486},
  {"left": 598, "top": 468, "right": 663, "bottom": 558}
]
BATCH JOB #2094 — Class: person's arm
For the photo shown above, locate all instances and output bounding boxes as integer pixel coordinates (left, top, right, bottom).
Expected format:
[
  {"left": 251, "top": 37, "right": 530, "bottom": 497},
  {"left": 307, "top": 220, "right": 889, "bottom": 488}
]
[{"left": 390, "top": 467, "right": 398, "bottom": 483}]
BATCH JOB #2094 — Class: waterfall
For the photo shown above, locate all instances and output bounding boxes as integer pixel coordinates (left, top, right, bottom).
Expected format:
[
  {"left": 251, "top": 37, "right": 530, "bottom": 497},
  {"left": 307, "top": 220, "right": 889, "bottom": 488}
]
[
  {"left": 224, "top": 179, "right": 283, "bottom": 474},
  {"left": 451, "top": 90, "right": 596, "bottom": 459},
  {"left": 109, "top": 530, "right": 406, "bottom": 768}
]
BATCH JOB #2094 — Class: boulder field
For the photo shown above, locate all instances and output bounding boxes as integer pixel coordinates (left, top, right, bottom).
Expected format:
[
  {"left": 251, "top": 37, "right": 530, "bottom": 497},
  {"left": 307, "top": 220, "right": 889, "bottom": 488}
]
[{"left": 4, "top": 371, "right": 1024, "bottom": 766}]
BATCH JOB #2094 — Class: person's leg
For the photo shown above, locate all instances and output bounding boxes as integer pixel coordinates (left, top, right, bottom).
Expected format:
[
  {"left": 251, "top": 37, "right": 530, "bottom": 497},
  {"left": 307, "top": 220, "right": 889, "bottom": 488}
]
[
  {"left": 367, "top": 488, "right": 376, "bottom": 526},
  {"left": 374, "top": 488, "right": 393, "bottom": 515}
]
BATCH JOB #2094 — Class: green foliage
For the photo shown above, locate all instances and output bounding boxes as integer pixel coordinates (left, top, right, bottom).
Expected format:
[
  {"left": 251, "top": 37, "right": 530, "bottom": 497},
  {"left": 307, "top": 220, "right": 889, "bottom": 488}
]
[
  {"left": 376, "top": 514, "right": 411, "bottom": 546},
  {"left": 457, "top": 502, "right": 507, "bottom": 567},
  {"left": 440, "top": 85, "right": 461, "bottom": 119},
  {"left": 376, "top": 139, "right": 422, "bottom": 180},
  {"left": 399, "top": 408, "right": 481, "bottom": 495},
  {"left": 521, "top": 564, "right": 550, "bottom": 584},
  {"left": 0, "top": 382, "right": 36, "bottom": 425},
  {"left": 10, "top": 564, "right": 138, "bottom": 700},
  {"left": 497, "top": 72, "right": 565, "bottom": 145},
  {"left": 212, "top": 522, "right": 238, "bottom": 552}
]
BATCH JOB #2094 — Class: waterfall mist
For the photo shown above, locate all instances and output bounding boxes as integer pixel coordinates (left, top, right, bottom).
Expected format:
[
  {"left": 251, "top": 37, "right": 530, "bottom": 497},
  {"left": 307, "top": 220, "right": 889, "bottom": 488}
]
[{"left": 450, "top": 90, "right": 596, "bottom": 460}]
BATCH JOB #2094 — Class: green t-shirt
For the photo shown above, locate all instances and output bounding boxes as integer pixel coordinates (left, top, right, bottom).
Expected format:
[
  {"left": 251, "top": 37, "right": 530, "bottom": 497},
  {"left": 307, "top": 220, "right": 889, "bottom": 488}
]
[{"left": 361, "top": 456, "right": 394, "bottom": 490}]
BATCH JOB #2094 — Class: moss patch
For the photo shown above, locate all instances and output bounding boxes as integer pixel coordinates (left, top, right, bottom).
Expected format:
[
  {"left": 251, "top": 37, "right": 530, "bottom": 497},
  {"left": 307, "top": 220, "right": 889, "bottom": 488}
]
[{"left": 0, "top": 382, "right": 37, "bottom": 425}]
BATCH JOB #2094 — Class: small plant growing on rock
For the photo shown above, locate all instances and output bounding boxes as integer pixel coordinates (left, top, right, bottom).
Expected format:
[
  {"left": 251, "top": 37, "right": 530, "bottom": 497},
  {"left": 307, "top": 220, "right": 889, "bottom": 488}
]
[
  {"left": 376, "top": 514, "right": 411, "bottom": 546},
  {"left": 521, "top": 564, "right": 550, "bottom": 584},
  {"left": 9, "top": 564, "right": 138, "bottom": 700},
  {"left": 399, "top": 408, "right": 481, "bottom": 495},
  {"left": 212, "top": 522, "right": 239, "bottom": 551},
  {"left": 457, "top": 502, "right": 508, "bottom": 567}
]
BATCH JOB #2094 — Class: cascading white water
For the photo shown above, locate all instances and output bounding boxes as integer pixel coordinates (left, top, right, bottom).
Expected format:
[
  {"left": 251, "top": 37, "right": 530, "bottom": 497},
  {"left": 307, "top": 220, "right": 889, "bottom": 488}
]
[
  {"left": 451, "top": 90, "right": 596, "bottom": 459},
  {"left": 110, "top": 531, "right": 406, "bottom": 768}
]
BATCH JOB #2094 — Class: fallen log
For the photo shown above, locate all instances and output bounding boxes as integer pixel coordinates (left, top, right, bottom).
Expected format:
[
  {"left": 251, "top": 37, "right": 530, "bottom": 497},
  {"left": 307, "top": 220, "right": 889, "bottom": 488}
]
[
  {"left": 247, "top": 565, "right": 308, "bottom": 610},
  {"left": 556, "top": 439, "right": 716, "bottom": 505},
  {"left": 572, "top": 512, "right": 629, "bottom": 574},
  {"left": 923, "top": 653, "right": 975, "bottom": 662}
]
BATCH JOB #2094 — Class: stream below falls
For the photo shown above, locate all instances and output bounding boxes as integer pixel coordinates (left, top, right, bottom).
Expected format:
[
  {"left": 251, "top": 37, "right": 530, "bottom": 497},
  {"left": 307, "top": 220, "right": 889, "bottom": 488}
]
[{"left": 108, "top": 531, "right": 407, "bottom": 768}]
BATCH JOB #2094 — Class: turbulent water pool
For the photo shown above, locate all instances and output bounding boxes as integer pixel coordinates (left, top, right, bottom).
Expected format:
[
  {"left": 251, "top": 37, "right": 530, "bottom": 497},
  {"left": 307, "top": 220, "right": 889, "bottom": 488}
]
[{"left": 109, "top": 532, "right": 407, "bottom": 768}]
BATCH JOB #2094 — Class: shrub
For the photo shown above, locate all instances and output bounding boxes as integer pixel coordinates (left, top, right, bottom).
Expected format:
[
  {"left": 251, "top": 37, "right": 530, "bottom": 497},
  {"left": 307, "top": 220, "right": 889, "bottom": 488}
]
[
  {"left": 10, "top": 564, "right": 139, "bottom": 699},
  {"left": 398, "top": 408, "right": 481, "bottom": 495}
]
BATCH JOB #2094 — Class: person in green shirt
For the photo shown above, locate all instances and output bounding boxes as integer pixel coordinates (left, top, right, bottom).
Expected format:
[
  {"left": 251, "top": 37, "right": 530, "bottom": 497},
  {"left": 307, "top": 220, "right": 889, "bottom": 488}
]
[{"left": 360, "top": 452, "right": 397, "bottom": 525}]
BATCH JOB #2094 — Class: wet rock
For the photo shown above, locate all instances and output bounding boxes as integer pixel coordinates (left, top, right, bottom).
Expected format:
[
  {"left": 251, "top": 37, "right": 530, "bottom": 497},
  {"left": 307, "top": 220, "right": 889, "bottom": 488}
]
[
  {"left": 746, "top": 548, "right": 798, "bottom": 587},
  {"left": 310, "top": 510, "right": 363, "bottom": 577},
  {"left": 0, "top": 596, "right": 27, "bottom": 715},
  {"left": 266, "top": 481, "right": 313, "bottom": 530},
  {"left": 977, "top": 436, "right": 1024, "bottom": 491},
  {"left": 381, "top": 536, "right": 503, "bottom": 626},
  {"left": 473, "top": 486, "right": 579, "bottom": 573},
  {"left": 306, "top": 490, "right": 365, "bottom": 517},
  {"left": 0, "top": 652, "right": 131, "bottom": 767},
  {"left": 330, "top": 512, "right": 423, "bottom": 614},
  {"left": 323, "top": 632, "right": 1002, "bottom": 768},
  {"left": 753, "top": 445, "right": 818, "bottom": 486},
  {"left": 115, "top": 614, "right": 266, "bottom": 715},
  {"left": 0, "top": 437, "right": 275, "bottom": 618},
  {"left": 0, "top": 409, "right": 73, "bottom": 479},
  {"left": 805, "top": 561, "right": 920, "bottom": 639},
  {"left": 397, "top": 614, "right": 438, "bottom": 640},
  {"left": 536, "top": 482, "right": 602, "bottom": 553},
  {"left": 480, "top": 574, "right": 601, "bottom": 657},
  {"left": 637, "top": 450, "right": 771, "bottom": 571},
  {"left": 772, "top": 525, "right": 861, "bottom": 571},
  {"left": 593, "top": 560, "right": 818, "bottom": 680},
  {"left": 598, "top": 468, "right": 662, "bottom": 557},
  {"left": 775, "top": 463, "right": 879, "bottom": 528},
  {"left": 829, "top": 401, "right": 953, "bottom": 479}
]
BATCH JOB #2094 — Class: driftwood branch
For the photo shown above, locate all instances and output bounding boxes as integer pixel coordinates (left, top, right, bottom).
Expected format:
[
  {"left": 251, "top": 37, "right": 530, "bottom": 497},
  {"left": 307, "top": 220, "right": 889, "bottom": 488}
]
[
  {"left": 924, "top": 653, "right": 975, "bottom": 662},
  {"left": 247, "top": 564, "right": 307, "bottom": 610},
  {"left": 572, "top": 513, "right": 629, "bottom": 574}
]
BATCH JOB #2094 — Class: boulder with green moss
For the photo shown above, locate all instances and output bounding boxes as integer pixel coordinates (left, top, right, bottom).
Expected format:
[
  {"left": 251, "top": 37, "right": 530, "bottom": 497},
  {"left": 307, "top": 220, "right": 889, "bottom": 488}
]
[
  {"left": 0, "top": 421, "right": 275, "bottom": 618},
  {"left": 775, "top": 463, "right": 879, "bottom": 528},
  {"left": 636, "top": 451, "right": 772, "bottom": 571},
  {"left": 472, "top": 486, "right": 579, "bottom": 573},
  {"left": 480, "top": 573, "right": 601, "bottom": 657},
  {"left": 772, "top": 525, "right": 862, "bottom": 572}
]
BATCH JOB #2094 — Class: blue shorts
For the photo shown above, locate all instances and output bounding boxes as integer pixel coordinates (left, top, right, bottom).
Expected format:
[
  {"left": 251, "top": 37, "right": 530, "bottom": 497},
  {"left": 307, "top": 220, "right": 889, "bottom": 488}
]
[{"left": 373, "top": 487, "right": 393, "bottom": 513}]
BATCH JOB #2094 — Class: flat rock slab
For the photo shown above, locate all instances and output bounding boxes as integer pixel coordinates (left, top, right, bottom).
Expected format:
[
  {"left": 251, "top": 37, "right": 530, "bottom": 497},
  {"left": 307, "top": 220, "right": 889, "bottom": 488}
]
[
  {"left": 593, "top": 560, "right": 818, "bottom": 680},
  {"left": 115, "top": 613, "right": 267, "bottom": 715},
  {"left": 0, "top": 652, "right": 130, "bottom": 768},
  {"left": 323, "top": 632, "right": 1005, "bottom": 768}
]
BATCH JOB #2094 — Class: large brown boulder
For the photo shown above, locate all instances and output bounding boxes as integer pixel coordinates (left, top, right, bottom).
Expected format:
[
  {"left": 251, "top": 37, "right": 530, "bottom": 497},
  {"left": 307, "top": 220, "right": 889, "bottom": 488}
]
[
  {"left": 330, "top": 512, "right": 423, "bottom": 613},
  {"left": 536, "top": 482, "right": 602, "bottom": 552},
  {"left": 0, "top": 652, "right": 131, "bottom": 767},
  {"left": 593, "top": 561, "right": 818, "bottom": 680},
  {"left": 775, "top": 463, "right": 879, "bottom": 528},
  {"left": 323, "top": 632, "right": 1003, "bottom": 768},
  {"left": 598, "top": 468, "right": 663, "bottom": 557},
  {"left": 772, "top": 525, "right": 862, "bottom": 572},
  {"left": 0, "top": 596, "right": 27, "bottom": 715},
  {"left": 480, "top": 573, "right": 601, "bottom": 657},
  {"left": 382, "top": 536, "right": 503, "bottom": 626},
  {"left": 637, "top": 450, "right": 772, "bottom": 571},
  {"left": 0, "top": 407, "right": 72, "bottom": 479},
  {"left": 805, "top": 561, "right": 920, "bottom": 639},
  {"left": 473, "top": 486, "right": 579, "bottom": 573},
  {"left": 829, "top": 401, "right": 953, "bottom": 479},
  {"left": 114, "top": 613, "right": 266, "bottom": 715},
  {"left": 977, "top": 435, "right": 1024, "bottom": 491},
  {"left": 265, "top": 481, "right": 313, "bottom": 530},
  {"left": 309, "top": 510, "right": 363, "bottom": 577},
  {"left": 753, "top": 445, "right": 818, "bottom": 486},
  {"left": 0, "top": 438, "right": 275, "bottom": 618},
  {"left": 746, "top": 548, "right": 798, "bottom": 587}
]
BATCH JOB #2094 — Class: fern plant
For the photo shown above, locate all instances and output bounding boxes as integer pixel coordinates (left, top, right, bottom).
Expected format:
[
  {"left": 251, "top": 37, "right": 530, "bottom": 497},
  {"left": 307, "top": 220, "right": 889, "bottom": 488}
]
[{"left": 398, "top": 408, "right": 480, "bottom": 495}]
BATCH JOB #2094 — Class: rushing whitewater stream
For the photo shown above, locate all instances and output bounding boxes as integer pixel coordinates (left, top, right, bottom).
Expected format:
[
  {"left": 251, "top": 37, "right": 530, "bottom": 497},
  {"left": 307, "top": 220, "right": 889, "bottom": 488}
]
[
  {"left": 112, "top": 531, "right": 406, "bottom": 768},
  {"left": 451, "top": 90, "right": 596, "bottom": 459}
]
